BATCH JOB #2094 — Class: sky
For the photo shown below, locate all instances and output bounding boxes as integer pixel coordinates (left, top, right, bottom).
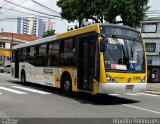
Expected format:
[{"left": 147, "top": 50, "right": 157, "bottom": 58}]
[{"left": 0, "top": 0, "right": 160, "bottom": 34}]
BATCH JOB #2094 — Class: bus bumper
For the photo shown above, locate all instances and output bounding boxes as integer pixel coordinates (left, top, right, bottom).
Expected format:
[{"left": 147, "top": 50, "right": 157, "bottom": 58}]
[{"left": 99, "top": 83, "right": 146, "bottom": 94}]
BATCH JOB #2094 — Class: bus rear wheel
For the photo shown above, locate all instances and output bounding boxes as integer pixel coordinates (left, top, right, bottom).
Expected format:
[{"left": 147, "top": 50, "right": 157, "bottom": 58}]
[{"left": 62, "top": 75, "right": 72, "bottom": 95}]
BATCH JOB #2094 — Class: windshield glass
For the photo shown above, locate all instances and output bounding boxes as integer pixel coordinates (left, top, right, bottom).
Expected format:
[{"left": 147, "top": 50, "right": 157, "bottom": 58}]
[{"left": 104, "top": 37, "right": 145, "bottom": 72}]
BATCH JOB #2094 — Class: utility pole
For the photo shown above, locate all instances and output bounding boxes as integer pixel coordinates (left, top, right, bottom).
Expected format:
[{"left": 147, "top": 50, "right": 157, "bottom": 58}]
[
  {"left": 11, "top": 33, "right": 13, "bottom": 50},
  {"left": 10, "top": 33, "right": 14, "bottom": 62}
]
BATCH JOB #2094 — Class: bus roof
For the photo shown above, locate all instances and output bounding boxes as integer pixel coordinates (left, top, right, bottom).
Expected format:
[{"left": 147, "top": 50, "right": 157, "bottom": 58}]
[
  {"left": 13, "top": 35, "right": 57, "bottom": 50},
  {"left": 13, "top": 23, "right": 140, "bottom": 50},
  {"left": 13, "top": 24, "right": 100, "bottom": 50}
]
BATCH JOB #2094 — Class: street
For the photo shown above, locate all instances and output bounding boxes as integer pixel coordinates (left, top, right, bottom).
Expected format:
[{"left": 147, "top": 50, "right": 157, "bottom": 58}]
[{"left": 0, "top": 73, "right": 160, "bottom": 119}]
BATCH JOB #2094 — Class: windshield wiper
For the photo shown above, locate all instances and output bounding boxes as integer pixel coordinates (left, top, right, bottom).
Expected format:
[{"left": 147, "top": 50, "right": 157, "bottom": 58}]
[{"left": 112, "top": 35, "right": 127, "bottom": 63}]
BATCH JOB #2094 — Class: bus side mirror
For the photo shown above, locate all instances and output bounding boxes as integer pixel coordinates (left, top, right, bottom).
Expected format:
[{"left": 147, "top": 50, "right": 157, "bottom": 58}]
[{"left": 100, "top": 40, "right": 106, "bottom": 52}]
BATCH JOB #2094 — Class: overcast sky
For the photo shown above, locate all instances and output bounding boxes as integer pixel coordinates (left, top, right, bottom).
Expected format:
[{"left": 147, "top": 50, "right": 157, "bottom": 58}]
[{"left": 0, "top": 0, "right": 160, "bottom": 34}]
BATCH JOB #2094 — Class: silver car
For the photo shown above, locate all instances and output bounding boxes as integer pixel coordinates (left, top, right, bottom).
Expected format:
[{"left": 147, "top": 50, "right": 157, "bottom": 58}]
[{"left": 0, "top": 65, "right": 11, "bottom": 73}]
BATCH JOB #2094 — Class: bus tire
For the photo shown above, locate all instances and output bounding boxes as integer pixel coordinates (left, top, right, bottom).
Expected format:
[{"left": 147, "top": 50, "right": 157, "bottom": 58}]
[
  {"left": 0, "top": 69, "right": 4, "bottom": 73},
  {"left": 21, "top": 71, "right": 26, "bottom": 85},
  {"left": 61, "top": 74, "right": 72, "bottom": 95}
]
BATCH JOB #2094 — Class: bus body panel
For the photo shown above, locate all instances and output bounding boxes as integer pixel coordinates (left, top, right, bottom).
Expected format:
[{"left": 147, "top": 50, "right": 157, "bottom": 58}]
[
  {"left": 106, "top": 72, "right": 146, "bottom": 83},
  {"left": 18, "top": 63, "right": 78, "bottom": 92},
  {"left": 99, "top": 83, "right": 146, "bottom": 94}
]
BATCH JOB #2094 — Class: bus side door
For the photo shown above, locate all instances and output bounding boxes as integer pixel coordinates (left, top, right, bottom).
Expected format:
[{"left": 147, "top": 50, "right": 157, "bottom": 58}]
[{"left": 78, "top": 36, "right": 96, "bottom": 91}]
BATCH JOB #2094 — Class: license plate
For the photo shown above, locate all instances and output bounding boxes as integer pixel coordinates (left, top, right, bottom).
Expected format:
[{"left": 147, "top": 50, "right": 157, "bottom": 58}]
[{"left": 126, "top": 85, "right": 134, "bottom": 89}]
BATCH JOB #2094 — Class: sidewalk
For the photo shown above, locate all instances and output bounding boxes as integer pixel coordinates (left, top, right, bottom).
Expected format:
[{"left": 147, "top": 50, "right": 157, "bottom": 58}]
[{"left": 146, "top": 83, "right": 160, "bottom": 95}]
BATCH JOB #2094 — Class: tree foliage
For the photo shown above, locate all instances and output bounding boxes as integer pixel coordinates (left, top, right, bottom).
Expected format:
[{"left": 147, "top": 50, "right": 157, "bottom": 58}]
[
  {"left": 42, "top": 30, "right": 56, "bottom": 38},
  {"left": 57, "top": 0, "right": 150, "bottom": 28}
]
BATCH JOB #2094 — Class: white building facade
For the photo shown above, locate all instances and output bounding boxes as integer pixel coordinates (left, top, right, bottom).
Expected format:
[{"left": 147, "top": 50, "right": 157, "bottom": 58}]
[
  {"left": 0, "top": 36, "right": 29, "bottom": 66},
  {"left": 140, "top": 18, "right": 160, "bottom": 82}
]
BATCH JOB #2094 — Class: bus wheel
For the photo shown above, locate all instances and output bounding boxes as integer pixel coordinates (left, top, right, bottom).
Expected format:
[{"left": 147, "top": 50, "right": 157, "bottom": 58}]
[
  {"left": 0, "top": 69, "right": 4, "bottom": 73},
  {"left": 62, "top": 75, "right": 72, "bottom": 95},
  {"left": 21, "top": 72, "right": 26, "bottom": 84}
]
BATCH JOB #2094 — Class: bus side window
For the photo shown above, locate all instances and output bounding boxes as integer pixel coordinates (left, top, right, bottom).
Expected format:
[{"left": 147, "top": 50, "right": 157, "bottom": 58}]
[
  {"left": 36, "top": 44, "right": 47, "bottom": 66},
  {"left": 20, "top": 48, "right": 25, "bottom": 62},
  {"left": 25, "top": 47, "right": 30, "bottom": 62},
  {"left": 48, "top": 42, "right": 60, "bottom": 67},
  {"left": 60, "top": 39, "right": 75, "bottom": 66},
  {"left": 29, "top": 47, "right": 36, "bottom": 65}
]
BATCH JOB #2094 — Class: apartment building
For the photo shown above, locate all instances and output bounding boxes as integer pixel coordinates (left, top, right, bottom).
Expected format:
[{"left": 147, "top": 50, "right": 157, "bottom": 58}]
[
  {"left": 17, "top": 17, "right": 55, "bottom": 38},
  {"left": 140, "top": 18, "right": 160, "bottom": 82}
]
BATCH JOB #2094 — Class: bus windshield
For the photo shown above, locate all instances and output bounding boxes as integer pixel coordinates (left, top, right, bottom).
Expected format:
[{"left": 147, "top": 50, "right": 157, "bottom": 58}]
[{"left": 104, "top": 37, "right": 145, "bottom": 72}]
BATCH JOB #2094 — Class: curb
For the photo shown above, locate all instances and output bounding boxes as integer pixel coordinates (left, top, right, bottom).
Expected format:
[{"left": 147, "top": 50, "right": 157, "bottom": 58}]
[{"left": 145, "top": 91, "right": 160, "bottom": 95}]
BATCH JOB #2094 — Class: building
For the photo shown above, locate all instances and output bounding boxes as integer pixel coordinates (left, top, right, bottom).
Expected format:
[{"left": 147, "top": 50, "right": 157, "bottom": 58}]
[
  {"left": 140, "top": 18, "right": 160, "bottom": 82},
  {"left": 42, "top": 19, "right": 55, "bottom": 32},
  {"left": 0, "top": 32, "right": 38, "bottom": 66},
  {"left": 17, "top": 17, "right": 55, "bottom": 38},
  {"left": 17, "top": 17, "right": 43, "bottom": 38}
]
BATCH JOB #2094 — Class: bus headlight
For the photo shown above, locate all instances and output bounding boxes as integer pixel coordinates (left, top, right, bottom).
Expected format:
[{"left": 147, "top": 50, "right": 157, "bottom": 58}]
[
  {"left": 106, "top": 74, "right": 117, "bottom": 83},
  {"left": 141, "top": 76, "right": 146, "bottom": 83},
  {"left": 107, "top": 76, "right": 111, "bottom": 81}
]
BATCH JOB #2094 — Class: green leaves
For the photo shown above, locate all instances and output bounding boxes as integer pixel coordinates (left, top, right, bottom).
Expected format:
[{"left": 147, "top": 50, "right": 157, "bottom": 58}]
[
  {"left": 57, "top": 0, "right": 150, "bottom": 28},
  {"left": 42, "top": 30, "right": 56, "bottom": 38}
]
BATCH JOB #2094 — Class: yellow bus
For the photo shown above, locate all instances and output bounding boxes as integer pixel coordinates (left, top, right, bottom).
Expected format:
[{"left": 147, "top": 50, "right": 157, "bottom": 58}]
[{"left": 12, "top": 23, "right": 147, "bottom": 95}]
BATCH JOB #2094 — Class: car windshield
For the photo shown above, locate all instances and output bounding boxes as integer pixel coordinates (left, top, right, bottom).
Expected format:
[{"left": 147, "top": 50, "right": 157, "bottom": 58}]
[{"left": 104, "top": 37, "right": 145, "bottom": 72}]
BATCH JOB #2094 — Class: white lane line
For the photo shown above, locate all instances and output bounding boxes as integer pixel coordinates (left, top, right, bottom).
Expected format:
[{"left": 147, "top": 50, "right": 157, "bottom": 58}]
[
  {"left": 138, "top": 93, "right": 159, "bottom": 97},
  {"left": 12, "top": 86, "right": 51, "bottom": 94},
  {"left": 123, "top": 104, "right": 160, "bottom": 115},
  {"left": 109, "top": 94, "right": 120, "bottom": 96},
  {"left": 0, "top": 87, "right": 27, "bottom": 94},
  {"left": 126, "top": 93, "right": 140, "bottom": 96}
]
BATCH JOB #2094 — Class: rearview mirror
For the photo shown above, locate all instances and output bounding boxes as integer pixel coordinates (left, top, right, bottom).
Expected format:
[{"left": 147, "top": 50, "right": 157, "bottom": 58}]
[{"left": 100, "top": 39, "right": 106, "bottom": 52}]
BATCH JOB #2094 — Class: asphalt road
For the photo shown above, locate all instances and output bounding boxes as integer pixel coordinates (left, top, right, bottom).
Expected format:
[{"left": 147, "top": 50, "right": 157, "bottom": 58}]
[{"left": 0, "top": 73, "right": 160, "bottom": 122}]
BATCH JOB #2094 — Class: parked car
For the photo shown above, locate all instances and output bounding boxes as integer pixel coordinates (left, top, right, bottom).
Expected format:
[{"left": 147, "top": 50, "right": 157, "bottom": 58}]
[{"left": 0, "top": 65, "right": 11, "bottom": 73}]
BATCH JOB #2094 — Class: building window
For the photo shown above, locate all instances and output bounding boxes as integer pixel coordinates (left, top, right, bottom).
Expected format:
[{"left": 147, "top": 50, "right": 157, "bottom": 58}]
[
  {"left": 142, "top": 23, "right": 157, "bottom": 33},
  {"left": 145, "top": 43, "right": 156, "bottom": 52},
  {"left": 0, "top": 43, "right": 5, "bottom": 48}
]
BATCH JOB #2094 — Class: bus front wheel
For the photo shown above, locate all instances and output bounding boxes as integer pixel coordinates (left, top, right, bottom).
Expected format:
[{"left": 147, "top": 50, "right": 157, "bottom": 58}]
[{"left": 62, "top": 75, "right": 72, "bottom": 95}]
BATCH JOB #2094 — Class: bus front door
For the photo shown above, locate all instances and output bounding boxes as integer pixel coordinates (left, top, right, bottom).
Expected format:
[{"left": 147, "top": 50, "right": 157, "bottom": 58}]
[{"left": 78, "top": 37, "right": 95, "bottom": 91}]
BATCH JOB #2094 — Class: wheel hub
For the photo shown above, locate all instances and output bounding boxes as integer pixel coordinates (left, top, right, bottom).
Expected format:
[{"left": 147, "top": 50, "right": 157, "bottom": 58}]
[{"left": 64, "top": 81, "right": 70, "bottom": 90}]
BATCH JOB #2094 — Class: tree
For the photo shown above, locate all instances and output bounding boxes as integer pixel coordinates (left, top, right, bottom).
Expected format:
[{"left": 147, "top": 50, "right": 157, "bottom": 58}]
[
  {"left": 57, "top": 0, "right": 150, "bottom": 28},
  {"left": 42, "top": 30, "right": 56, "bottom": 38}
]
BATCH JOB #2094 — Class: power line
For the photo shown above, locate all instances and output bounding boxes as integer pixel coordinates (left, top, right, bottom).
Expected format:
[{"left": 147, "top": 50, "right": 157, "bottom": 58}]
[
  {"left": 1, "top": 7, "right": 58, "bottom": 19},
  {"left": 1, "top": 0, "right": 29, "bottom": 14},
  {"left": 1, "top": 2, "right": 10, "bottom": 8},
  {"left": 30, "top": 0, "right": 60, "bottom": 15},
  {"left": 3, "top": 0, "right": 61, "bottom": 18}
]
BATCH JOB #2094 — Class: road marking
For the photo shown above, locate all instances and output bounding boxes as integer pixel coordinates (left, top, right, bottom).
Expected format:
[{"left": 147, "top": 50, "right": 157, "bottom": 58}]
[
  {"left": 123, "top": 104, "right": 160, "bottom": 115},
  {"left": 138, "top": 93, "right": 159, "bottom": 97},
  {"left": 12, "top": 86, "right": 51, "bottom": 94},
  {"left": 0, "top": 87, "right": 27, "bottom": 94},
  {"left": 126, "top": 93, "right": 140, "bottom": 96},
  {"left": 109, "top": 94, "right": 120, "bottom": 96}
]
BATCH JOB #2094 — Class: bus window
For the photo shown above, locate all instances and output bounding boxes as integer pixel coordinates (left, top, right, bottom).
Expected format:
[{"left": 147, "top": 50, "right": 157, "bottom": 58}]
[
  {"left": 20, "top": 48, "right": 25, "bottom": 62},
  {"left": 29, "top": 47, "right": 36, "bottom": 65},
  {"left": 48, "top": 42, "right": 60, "bottom": 66},
  {"left": 36, "top": 44, "right": 47, "bottom": 66},
  {"left": 60, "top": 39, "right": 75, "bottom": 66},
  {"left": 25, "top": 47, "right": 30, "bottom": 62}
]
